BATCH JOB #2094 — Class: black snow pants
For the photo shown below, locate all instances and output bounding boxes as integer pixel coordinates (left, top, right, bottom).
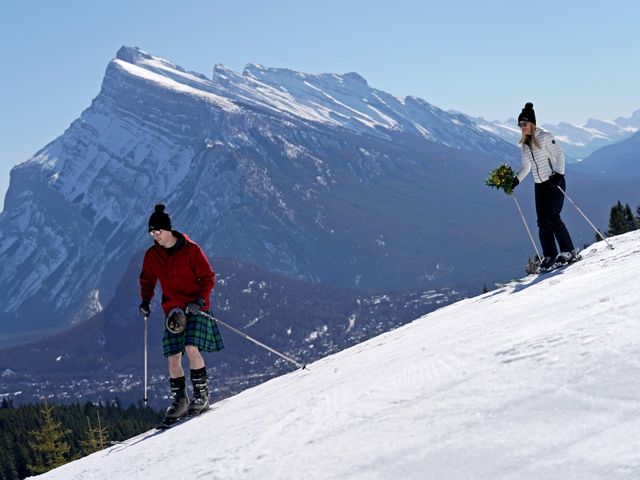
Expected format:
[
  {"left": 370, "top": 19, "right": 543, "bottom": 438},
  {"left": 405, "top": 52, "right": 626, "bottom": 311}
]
[{"left": 534, "top": 175, "right": 575, "bottom": 258}]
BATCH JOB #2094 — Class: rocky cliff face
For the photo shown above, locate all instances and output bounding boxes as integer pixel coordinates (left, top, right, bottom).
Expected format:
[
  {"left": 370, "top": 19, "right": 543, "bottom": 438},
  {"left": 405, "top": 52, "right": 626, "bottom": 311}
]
[{"left": 1, "top": 46, "right": 525, "bottom": 345}]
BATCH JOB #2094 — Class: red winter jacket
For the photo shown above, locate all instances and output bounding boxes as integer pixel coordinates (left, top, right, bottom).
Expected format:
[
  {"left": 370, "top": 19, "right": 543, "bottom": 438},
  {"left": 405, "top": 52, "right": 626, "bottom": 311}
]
[{"left": 140, "top": 231, "right": 215, "bottom": 315}]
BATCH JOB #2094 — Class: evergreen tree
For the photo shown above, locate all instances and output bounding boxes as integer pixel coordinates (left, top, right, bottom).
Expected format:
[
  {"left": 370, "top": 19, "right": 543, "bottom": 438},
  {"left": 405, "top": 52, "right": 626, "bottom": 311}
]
[
  {"left": 0, "top": 457, "right": 19, "bottom": 480},
  {"left": 0, "top": 399, "right": 161, "bottom": 479},
  {"left": 80, "top": 416, "right": 99, "bottom": 454},
  {"left": 27, "top": 402, "right": 71, "bottom": 475},
  {"left": 624, "top": 204, "right": 640, "bottom": 231},
  {"left": 81, "top": 411, "right": 109, "bottom": 454},
  {"left": 94, "top": 411, "right": 109, "bottom": 450},
  {"left": 607, "top": 201, "right": 630, "bottom": 236}
]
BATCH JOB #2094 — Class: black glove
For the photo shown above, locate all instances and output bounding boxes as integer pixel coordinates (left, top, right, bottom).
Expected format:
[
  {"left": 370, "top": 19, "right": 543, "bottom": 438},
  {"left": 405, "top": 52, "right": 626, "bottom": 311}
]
[
  {"left": 185, "top": 299, "right": 205, "bottom": 315},
  {"left": 549, "top": 172, "right": 564, "bottom": 187},
  {"left": 505, "top": 176, "right": 519, "bottom": 195},
  {"left": 138, "top": 301, "right": 151, "bottom": 318}
]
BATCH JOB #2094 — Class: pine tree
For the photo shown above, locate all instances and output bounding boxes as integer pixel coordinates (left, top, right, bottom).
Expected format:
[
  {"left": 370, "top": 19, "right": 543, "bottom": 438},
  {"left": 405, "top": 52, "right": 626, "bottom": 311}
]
[
  {"left": 80, "top": 416, "right": 99, "bottom": 454},
  {"left": 28, "top": 402, "right": 72, "bottom": 475},
  {"left": 1, "top": 456, "right": 19, "bottom": 480},
  {"left": 81, "top": 410, "right": 110, "bottom": 454},
  {"left": 607, "top": 201, "right": 629, "bottom": 236},
  {"left": 624, "top": 203, "right": 640, "bottom": 231}
]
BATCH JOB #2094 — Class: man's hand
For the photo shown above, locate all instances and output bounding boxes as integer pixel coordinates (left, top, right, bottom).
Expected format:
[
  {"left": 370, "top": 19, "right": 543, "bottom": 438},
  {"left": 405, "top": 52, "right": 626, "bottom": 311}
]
[
  {"left": 138, "top": 301, "right": 151, "bottom": 318},
  {"left": 185, "top": 299, "right": 205, "bottom": 315}
]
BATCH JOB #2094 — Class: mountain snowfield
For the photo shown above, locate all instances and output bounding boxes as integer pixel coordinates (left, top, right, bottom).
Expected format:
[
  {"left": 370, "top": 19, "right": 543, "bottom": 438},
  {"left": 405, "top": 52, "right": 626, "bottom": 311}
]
[
  {"left": 467, "top": 111, "right": 640, "bottom": 161},
  {"left": 33, "top": 230, "right": 640, "bottom": 480},
  {"left": 112, "top": 46, "right": 502, "bottom": 152}
]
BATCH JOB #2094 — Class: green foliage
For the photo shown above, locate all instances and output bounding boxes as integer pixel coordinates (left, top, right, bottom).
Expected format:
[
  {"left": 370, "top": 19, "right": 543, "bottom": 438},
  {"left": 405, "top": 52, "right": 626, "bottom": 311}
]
[
  {"left": 80, "top": 410, "right": 109, "bottom": 454},
  {"left": 0, "top": 400, "right": 162, "bottom": 479},
  {"left": 485, "top": 164, "right": 517, "bottom": 195},
  {"left": 607, "top": 201, "right": 640, "bottom": 236},
  {"left": 625, "top": 203, "right": 640, "bottom": 231},
  {"left": 28, "top": 402, "right": 72, "bottom": 474}
]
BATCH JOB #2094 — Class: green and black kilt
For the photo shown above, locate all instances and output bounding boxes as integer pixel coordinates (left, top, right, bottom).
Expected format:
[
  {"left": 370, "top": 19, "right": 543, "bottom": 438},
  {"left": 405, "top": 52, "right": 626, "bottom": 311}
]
[{"left": 162, "top": 311, "right": 224, "bottom": 357}]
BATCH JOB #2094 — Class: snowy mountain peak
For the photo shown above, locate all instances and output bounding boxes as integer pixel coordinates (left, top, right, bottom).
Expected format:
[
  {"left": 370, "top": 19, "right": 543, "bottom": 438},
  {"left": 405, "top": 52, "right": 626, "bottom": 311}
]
[
  {"left": 342, "top": 71, "right": 368, "bottom": 86},
  {"left": 33, "top": 231, "right": 640, "bottom": 479},
  {"left": 469, "top": 110, "right": 640, "bottom": 160},
  {"left": 614, "top": 108, "right": 640, "bottom": 127},
  {"left": 240, "top": 63, "right": 368, "bottom": 89},
  {"left": 115, "top": 45, "right": 151, "bottom": 63},
  {"left": 105, "top": 47, "right": 511, "bottom": 154},
  {"left": 113, "top": 45, "right": 212, "bottom": 85},
  {"left": 212, "top": 62, "right": 239, "bottom": 79}
]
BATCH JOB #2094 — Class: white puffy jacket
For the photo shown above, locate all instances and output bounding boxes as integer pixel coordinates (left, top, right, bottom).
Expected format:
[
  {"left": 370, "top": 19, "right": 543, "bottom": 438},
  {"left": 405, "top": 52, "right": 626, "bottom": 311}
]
[{"left": 516, "top": 127, "right": 565, "bottom": 184}]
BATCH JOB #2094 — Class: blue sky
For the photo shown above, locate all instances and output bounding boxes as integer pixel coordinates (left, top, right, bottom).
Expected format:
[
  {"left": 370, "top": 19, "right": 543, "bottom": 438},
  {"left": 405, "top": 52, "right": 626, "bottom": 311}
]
[{"left": 1, "top": 0, "right": 639, "bottom": 210}]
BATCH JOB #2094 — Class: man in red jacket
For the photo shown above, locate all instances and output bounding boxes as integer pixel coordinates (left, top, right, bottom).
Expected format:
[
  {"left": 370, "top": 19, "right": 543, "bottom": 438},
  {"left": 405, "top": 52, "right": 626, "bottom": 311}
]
[{"left": 138, "top": 204, "right": 223, "bottom": 423}]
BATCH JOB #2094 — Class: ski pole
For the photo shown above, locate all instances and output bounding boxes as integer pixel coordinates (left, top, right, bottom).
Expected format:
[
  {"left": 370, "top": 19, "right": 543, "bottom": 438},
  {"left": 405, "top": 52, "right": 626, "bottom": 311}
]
[
  {"left": 200, "top": 311, "right": 307, "bottom": 370},
  {"left": 512, "top": 192, "right": 542, "bottom": 262},
  {"left": 143, "top": 315, "right": 149, "bottom": 406},
  {"left": 556, "top": 185, "right": 614, "bottom": 250}
]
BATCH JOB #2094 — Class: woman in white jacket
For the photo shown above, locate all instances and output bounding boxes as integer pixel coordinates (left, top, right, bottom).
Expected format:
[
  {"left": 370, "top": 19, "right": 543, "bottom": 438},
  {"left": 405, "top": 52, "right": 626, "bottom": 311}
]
[{"left": 511, "top": 102, "right": 576, "bottom": 271}]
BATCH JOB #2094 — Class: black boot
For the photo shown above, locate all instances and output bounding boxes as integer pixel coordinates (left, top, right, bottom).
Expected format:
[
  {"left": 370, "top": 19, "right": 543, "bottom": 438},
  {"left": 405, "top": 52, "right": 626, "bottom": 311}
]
[
  {"left": 188, "top": 367, "right": 210, "bottom": 415},
  {"left": 164, "top": 376, "right": 189, "bottom": 422}
]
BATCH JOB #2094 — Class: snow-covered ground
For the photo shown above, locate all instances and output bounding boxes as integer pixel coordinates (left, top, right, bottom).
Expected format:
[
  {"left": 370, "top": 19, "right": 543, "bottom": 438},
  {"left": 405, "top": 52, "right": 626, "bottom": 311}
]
[{"left": 33, "top": 231, "right": 640, "bottom": 480}]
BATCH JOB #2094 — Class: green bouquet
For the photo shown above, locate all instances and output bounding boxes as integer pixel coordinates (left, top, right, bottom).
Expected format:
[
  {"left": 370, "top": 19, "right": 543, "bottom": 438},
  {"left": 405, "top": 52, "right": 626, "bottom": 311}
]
[{"left": 485, "top": 164, "right": 517, "bottom": 195}]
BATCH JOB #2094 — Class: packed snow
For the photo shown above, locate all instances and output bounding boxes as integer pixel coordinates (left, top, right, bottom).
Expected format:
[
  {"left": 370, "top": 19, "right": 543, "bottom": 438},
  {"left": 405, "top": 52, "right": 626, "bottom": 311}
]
[{"left": 32, "top": 230, "right": 640, "bottom": 479}]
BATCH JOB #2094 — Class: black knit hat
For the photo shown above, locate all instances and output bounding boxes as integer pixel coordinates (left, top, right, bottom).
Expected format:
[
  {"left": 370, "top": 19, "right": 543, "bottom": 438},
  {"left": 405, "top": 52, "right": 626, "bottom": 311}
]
[
  {"left": 148, "top": 204, "right": 172, "bottom": 232},
  {"left": 518, "top": 102, "right": 536, "bottom": 125}
]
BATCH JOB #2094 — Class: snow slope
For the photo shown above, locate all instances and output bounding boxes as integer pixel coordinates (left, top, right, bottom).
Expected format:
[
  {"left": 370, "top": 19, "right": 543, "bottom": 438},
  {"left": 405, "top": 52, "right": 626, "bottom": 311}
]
[{"left": 33, "top": 231, "right": 640, "bottom": 480}]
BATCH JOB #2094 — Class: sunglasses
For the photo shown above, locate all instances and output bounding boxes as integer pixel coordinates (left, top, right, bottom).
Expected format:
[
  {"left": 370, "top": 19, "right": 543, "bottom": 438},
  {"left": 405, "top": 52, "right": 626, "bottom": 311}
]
[
  {"left": 149, "top": 229, "right": 163, "bottom": 236},
  {"left": 518, "top": 121, "right": 530, "bottom": 128}
]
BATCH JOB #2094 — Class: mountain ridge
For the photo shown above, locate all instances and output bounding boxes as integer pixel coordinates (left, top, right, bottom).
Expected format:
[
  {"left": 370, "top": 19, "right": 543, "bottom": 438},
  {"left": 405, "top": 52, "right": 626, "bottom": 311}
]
[
  {"left": 466, "top": 110, "right": 640, "bottom": 161},
  {"left": 0, "top": 45, "right": 520, "bottom": 345}
]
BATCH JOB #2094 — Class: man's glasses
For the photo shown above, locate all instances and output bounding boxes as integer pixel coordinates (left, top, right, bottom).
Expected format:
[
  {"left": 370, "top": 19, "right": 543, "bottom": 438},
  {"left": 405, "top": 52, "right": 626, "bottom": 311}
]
[{"left": 149, "top": 229, "right": 162, "bottom": 237}]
